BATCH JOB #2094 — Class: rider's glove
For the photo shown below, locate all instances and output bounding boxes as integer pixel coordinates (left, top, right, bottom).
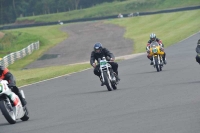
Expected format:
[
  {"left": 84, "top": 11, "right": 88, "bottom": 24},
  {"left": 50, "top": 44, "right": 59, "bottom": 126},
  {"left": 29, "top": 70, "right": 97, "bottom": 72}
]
[
  {"left": 110, "top": 58, "right": 114, "bottom": 62},
  {"left": 92, "top": 63, "right": 96, "bottom": 68}
]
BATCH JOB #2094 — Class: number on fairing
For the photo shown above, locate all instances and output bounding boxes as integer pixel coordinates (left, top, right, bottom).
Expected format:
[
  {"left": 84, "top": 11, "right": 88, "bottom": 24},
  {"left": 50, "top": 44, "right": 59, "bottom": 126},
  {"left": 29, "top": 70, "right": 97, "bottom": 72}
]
[
  {"left": 100, "top": 60, "right": 107, "bottom": 66},
  {"left": 152, "top": 48, "right": 158, "bottom": 53}
]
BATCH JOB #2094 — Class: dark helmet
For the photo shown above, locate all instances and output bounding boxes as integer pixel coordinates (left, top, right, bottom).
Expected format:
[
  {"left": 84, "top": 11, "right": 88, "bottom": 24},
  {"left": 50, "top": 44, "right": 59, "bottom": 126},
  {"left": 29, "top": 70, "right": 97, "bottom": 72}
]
[
  {"left": 196, "top": 54, "right": 200, "bottom": 64},
  {"left": 150, "top": 33, "right": 156, "bottom": 41},
  {"left": 94, "top": 42, "right": 102, "bottom": 53},
  {"left": 197, "top": 39, "right": 200, "bottom": 45}
]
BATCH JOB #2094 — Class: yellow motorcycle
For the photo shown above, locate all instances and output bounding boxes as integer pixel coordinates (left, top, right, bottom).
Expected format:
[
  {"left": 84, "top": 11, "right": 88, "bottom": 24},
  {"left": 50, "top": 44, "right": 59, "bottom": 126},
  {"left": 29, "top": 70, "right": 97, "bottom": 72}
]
[{"left": 149, "top": 41, "right": 164, "bottom": 72}]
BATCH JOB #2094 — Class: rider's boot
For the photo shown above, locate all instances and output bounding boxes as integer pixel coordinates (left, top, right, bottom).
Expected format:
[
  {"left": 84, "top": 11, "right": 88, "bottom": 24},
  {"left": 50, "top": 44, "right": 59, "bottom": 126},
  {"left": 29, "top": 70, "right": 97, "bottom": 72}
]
[
  {"left": 113, "top": 72, "right": 120, "bottom": 82},
  {"left": 99, "top": 76, "right": 104, "bottom": 86},
  {"left": 163, "top": 52, "right": 167, "bottom": 64},
  {"left": 163, "top": 59, "right": 167, "bottom": 64},
  {"left": 149, "top": 57, "right": 153, "bottom": 65},
  {"left": 163, "top": 57, "right": 167, "bottom": 64}
]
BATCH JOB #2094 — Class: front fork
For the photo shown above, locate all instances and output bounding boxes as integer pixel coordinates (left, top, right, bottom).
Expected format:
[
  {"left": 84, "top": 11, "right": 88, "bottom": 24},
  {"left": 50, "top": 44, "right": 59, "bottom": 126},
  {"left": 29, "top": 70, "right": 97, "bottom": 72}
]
[
  {"left": 153, "top": 55, "right": 163, "bottom": 67},
  {"left": 100, "top": 67, "right": 112, "bottom": 83}
]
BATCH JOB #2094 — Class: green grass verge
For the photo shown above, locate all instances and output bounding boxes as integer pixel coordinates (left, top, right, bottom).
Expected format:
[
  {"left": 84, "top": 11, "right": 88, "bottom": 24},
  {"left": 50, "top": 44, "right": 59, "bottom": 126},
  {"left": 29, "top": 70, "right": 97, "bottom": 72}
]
[
  {"left": 12, "top": 63, "right": 91, "bottom": 87},
  {"left": 107, "top": 9, "right": 200, "bottom": 53},
  {"left": 2, "top": 25, "right": 68, "bottom": 70},
  {"left": 16, "top": 0, "right": 200, "bottom": 23}
]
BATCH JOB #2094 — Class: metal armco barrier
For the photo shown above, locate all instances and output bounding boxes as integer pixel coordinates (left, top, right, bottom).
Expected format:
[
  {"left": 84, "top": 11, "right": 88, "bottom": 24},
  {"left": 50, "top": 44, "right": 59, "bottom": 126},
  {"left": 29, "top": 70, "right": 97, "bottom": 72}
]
[{"left": 0, "top": 41, "right": 39, "bottom": 67}]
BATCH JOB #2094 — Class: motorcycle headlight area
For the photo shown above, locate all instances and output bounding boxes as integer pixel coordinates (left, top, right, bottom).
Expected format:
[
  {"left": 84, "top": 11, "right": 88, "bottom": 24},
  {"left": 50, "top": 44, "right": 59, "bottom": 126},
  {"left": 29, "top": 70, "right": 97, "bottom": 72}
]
[
  {"left": 152, "top": 48, "right": 158, "bottom": 53},
  {"left": 100, "top": 61, "right": 107, "bottom": 66}
]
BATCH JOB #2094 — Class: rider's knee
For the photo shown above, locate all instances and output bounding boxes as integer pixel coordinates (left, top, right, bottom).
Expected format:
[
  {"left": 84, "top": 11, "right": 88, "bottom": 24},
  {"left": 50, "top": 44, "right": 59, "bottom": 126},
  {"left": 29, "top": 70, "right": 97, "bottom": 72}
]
[
  {"left": 93, "top": 70, "right": 100, "bottom": 76},
  {"left": 196, "top": 55, "right": 200, "bottom": 64}
]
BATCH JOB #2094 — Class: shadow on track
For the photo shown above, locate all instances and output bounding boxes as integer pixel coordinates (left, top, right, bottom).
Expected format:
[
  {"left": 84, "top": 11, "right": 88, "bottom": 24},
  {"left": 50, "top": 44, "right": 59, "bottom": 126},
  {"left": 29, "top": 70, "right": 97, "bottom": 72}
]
[
  {"left": 0, "top": 122, "right": 10, "bottom": 126},
  {"left": 73, "top": 89, "right": 121, "bottom": 96}
]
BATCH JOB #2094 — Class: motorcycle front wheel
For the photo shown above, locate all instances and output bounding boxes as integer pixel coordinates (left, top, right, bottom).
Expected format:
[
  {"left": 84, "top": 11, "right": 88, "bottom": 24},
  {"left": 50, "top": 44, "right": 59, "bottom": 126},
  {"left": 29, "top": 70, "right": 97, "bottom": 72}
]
[
  {"left": 103, "top": 71, "right": 113, "bottom": 91},
  {"left": 0, "top": 100, "right": 16, "bottom": 124},
  {"left": 154, "top": 56, "right": 160, "bottom": 72}
]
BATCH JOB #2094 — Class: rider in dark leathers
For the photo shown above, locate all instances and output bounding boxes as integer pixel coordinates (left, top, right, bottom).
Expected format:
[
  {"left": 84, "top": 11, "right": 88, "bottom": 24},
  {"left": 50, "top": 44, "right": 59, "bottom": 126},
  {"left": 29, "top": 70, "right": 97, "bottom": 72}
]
[
  {"left": 90, "top": 42, "right": 120, "bottom": 86},
  {"left": 195, "top": 39, "right": 200, "bottom": 64}
]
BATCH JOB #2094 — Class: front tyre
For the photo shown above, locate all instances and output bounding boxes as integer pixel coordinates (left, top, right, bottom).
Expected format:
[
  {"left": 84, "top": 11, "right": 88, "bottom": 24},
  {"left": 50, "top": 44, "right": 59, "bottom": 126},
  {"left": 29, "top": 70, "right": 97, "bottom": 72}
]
[
  {"left": 103, "top": 71, "right": 113, "bottom": 91},
  {"left": 0, "top": 100, "right": 16, "bottom": 124},
  {"left": 110, "top": 71, "right": 117, "bottom": 90},
  {"left": 154, "top": 56, "right": 160, "bottom": 72},
  {"left": 159, "top": 56, "right": 163, "bottom": 71}
]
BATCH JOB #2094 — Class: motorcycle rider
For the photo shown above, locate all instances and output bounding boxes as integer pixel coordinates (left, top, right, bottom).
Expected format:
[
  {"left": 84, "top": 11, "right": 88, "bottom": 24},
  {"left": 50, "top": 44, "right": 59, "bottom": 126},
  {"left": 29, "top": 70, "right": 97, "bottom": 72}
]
[
  {"left": 195, "top": 39, "right": 200, "bottom": 64},
  {"left": 0, "top": 66, "right": 27, "bottom": 107},
  {"left": 90, "top": 42, "right": 120, "bottom": 86},
  {"left": 146, "top": 33, "right": 167, "bottom": 65}
]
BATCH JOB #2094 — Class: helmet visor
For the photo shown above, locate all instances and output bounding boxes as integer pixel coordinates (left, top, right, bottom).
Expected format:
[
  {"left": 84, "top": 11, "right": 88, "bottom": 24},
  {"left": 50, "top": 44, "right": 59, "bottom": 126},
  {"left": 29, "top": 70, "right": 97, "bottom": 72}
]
[
  {"left": 94, "top": 47, "right": 101, "bottom": 53},
  {"left": 151, "top": 37, "right": 156, "bottom": 41}
]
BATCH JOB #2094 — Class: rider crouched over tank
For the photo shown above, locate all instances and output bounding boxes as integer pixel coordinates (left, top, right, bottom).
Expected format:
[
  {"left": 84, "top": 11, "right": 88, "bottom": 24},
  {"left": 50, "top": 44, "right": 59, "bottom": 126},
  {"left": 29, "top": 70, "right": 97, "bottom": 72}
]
[
  {"left": 146, "top": 33, "right": 167, "bottom": 65},
  {"left": 195, "top": 39, "right": 200, "bottom": 64},
  {"left": 0, "top": 66, "right": 27, "bottom": 107},
  {"left": 90, "top": 42, "right": 120, "bottom": 86}
]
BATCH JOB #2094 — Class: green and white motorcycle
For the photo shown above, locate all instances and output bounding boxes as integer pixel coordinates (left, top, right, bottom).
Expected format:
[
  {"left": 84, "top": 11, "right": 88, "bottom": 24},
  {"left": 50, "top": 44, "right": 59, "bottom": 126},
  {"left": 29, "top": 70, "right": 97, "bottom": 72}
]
[{"left": 99, "top": 57, "right": 118, "bottom": 91}]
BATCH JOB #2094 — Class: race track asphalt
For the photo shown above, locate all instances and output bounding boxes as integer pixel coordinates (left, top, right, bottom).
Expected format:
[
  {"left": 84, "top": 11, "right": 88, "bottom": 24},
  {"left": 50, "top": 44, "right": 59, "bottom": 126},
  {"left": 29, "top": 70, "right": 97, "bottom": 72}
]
[
  {"left": 25, "top": 21, "right": 133, "bottom": 68},
  {"left": 1, "top": 22, "right": 200, "bottom": 133}
]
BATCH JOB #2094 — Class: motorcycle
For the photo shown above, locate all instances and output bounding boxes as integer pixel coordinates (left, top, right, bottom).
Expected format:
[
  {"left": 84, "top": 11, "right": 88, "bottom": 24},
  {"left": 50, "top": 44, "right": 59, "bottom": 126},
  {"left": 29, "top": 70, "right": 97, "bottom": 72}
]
[
  {"left": 99, "top": 57, "right": 118, "bottom": 91},
  {"left": 0, "top": 80, "right": 29, "bottom": 124},
  {"left": 149, "top": 41, "right": 165, "bottom": 72}
]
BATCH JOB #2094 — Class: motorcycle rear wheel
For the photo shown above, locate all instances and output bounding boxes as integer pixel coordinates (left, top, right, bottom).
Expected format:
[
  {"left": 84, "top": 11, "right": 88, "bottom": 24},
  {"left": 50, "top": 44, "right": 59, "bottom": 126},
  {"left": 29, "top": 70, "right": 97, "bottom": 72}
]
[{"left": 20, "top": 106, "right": 29, "bottom": 121}]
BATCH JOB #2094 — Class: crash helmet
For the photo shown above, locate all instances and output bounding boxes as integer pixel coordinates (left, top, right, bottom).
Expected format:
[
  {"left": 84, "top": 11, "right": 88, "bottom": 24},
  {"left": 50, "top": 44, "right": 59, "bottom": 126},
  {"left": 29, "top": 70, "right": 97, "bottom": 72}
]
[
  {"left": 94, "top": 42, "right": 103, "bottom": 53},
  {"left": 197, "top": 39, "right": 200, "bottom": 45},
  {"left": 150, "top": 33, "right": 156, "bottom": 41}
]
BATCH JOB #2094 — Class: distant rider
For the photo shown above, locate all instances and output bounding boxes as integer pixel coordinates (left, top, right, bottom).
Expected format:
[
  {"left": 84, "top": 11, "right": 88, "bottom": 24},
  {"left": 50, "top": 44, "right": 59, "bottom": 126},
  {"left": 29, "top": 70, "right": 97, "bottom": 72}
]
[
  {"left": 0, "top": 66, "right": 27, "bottom": 107},
  {"left": 195, "top": 39, "right": 200, "bottom": 64},
  {"left": 90, "top": 42, "right": 120, "bottom": 86},
  {"left": 146, "top": 33, "right": 167, "bottom": 65}
]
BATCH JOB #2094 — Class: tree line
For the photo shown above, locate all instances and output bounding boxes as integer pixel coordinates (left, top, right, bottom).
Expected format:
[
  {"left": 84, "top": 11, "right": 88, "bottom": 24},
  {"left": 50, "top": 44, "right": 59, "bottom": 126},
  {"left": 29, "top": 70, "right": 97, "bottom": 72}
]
[{"left": 0, "top": 0, "right": 124, "bottom": 25}]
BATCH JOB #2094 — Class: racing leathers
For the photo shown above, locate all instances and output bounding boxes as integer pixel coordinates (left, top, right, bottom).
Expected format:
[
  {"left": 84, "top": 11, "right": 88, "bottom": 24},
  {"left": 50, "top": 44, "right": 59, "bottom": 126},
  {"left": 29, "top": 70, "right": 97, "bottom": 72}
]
[
  {"left": 146, "top": 38, "right": 167, "bottom": 65},
  {"left": 195, "top": 39, "right": 200, "bottom": 64}
]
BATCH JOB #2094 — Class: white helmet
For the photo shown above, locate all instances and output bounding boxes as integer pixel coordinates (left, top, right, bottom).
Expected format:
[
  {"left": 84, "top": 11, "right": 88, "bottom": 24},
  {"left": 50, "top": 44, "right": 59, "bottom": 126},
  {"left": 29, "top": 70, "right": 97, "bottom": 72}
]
[{"left": 150, "top": 33, "right": 156, "bottom": 41}]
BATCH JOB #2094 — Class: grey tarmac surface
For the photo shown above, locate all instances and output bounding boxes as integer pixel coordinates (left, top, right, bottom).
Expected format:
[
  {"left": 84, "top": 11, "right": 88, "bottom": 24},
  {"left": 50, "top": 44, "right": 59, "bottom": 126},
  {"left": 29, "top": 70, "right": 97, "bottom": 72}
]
[
  {"left": 25, "top": 21, "right": 133, "bottom": 68},
  {"left": 1, "top": 26, "right": 200, "bottom": 132}
]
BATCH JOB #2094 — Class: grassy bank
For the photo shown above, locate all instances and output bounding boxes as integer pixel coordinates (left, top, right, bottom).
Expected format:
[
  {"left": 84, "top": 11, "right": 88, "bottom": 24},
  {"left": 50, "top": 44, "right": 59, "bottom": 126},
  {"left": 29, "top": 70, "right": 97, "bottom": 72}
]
[
  {"left": 1, "top": 25, "right": 67, "bottom": 70},
  {"left": 16, "top": 0, "right": 200, "bottom": 23},
  {"left": 12, "top": 63, "right": 91, "bottom": 87},
  {"left": 107, "top": 9, "right": 200, "bottom": 53}
]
